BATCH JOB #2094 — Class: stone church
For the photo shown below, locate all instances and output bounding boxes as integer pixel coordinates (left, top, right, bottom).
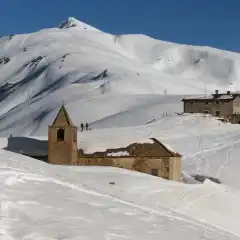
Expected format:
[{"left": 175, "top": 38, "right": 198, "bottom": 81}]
[{"left": 48, "top": 105, "right": 182, "bottom": 181}]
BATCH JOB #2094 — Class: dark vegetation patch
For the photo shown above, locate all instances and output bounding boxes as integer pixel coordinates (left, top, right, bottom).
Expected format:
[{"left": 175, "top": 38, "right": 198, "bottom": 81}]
[
  {"left": 58, "top": 21, "right": 77, "bottom": 29},
  {"left": 0, "top": 57, "right": 10, "bottom": 65},
  {"left": 92, "top": 69, "right": 108, "bottom": 80},
  {"left": 20, "top": 56, "right": 45, "bottom": 72},
  {"left": 0, "top": 65, "right": 49, "bottom": 104},
  {"left": 60, "top": 54, "right": 70, "bottom": 65},
  {"left": 69, "top": 24, "right": 77, "bottom": 28},
  {"left": 62, "top": 54, "right": 69, "bottom": 60},
  {"left": 0, "top": 82, "right": 13, "bottom": 94},
  {"left": 28, "top": 56, "right": 44, "bottom": 68}
]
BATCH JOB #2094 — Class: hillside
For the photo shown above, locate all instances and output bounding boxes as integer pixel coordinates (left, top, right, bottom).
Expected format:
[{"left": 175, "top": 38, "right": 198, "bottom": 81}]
[{"left": 0, "top": 17, "right": 240, "bottom": 136}]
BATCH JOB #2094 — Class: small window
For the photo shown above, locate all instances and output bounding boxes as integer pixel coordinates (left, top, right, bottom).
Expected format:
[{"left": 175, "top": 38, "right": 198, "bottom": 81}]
[
  {"left": 151, "top": 169, "right": 158, "bottom": 176},
  {"left": 204, "top": 101, "right": 209, "bottom": 104},
  {"left": 57, "top": 128, "right": 64, "bottom": 141},
  {"left": 189, "top": 101, "right": 193, "bottom": 105},
  {"left": 204, "top": 110, "right": 209, "bottom": 114},
  {"left": 216, "top": 110, "right": 220, "bottom": 117}
]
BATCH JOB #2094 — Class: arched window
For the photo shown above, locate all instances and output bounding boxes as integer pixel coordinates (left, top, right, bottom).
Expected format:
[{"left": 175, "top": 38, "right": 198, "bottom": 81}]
[{"left": 57, "top": 128, "right": 64, "bottom": 141}]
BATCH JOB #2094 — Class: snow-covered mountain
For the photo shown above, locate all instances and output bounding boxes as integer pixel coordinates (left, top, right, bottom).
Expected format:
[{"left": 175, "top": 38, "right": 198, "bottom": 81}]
[
  {"left": 0, "top": 16, "right": 240, "bottom": 136},
  {"left": 2, "top": 17, "right": 240, "bottom": 239}
]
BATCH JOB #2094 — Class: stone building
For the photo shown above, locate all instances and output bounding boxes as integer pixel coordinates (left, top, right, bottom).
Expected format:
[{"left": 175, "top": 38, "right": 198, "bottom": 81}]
[
  {"left": 182, "top": 90, "right": 240, "bottom": 123},
  {"left": 48, "top": 105, "right": 77, "bottom": 165},
  {"left": 48, "top": 104, "right": 182, "bottom": 181}
]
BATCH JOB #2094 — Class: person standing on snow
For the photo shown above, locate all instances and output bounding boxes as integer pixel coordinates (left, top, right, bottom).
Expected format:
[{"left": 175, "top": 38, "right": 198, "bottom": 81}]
[{"left": 80, "top": 123, "right": 84, "bottom": 132}]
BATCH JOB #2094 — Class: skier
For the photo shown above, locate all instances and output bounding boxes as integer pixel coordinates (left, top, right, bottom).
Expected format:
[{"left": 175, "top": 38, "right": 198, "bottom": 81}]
[{"left": 85, "top": 122, "right": 89, "bottom": 131}]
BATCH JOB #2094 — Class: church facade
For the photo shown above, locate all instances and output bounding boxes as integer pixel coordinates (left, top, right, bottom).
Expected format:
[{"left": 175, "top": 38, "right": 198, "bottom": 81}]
[{"left": 48, "top": 105, "right": 182, "bottom": 182}]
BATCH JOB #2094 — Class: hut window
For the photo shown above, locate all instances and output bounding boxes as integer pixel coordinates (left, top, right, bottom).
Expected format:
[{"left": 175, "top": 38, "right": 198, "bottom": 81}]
[
  {"left": 151, "top": 169, "right": 158, "bottom": 176},
  {"left": 204, "top": 110, "right": 209, "bottom": 114},
  {"left": 57, "top": 128, "right": 64, "bottom": 141},
  {"left": 216, "top": 110, "right": 220, "bottom": 117}
]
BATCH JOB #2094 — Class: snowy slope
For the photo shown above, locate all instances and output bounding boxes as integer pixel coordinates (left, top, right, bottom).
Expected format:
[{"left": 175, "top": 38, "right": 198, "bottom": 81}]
[
  {"left": 1, "top": 149, "right": 240, "bottom": 239},
  {"left": 0, "top": 17, "right": 240, "bottom": 136}
]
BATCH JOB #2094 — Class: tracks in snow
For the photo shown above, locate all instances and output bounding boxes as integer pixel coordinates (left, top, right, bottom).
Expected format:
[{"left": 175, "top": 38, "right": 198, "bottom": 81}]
[{"left": 1, "top": 157, "right": 239, "bottom": 237}]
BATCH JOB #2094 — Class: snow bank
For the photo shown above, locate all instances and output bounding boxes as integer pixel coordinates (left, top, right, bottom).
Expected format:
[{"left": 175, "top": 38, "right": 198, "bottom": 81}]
[{"left": 0, "top": 149, "right": 239, "bottom": 239}]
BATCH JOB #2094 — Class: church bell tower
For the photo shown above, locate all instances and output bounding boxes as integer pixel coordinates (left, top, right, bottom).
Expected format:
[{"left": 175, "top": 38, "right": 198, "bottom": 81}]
[{"left": 48, "top": 104, "right": 77, "bottom": 165}]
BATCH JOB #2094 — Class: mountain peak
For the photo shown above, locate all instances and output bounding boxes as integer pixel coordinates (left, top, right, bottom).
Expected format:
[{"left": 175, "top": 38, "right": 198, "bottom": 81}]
[{"left": 57, "top": 17, "right": 101, "bottom": 32}]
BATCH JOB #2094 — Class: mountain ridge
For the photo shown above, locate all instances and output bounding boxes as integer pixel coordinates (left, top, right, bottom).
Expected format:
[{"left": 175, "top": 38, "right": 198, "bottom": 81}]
[{"left": 0, "top": 17, "right": 240, "bottom": 135}]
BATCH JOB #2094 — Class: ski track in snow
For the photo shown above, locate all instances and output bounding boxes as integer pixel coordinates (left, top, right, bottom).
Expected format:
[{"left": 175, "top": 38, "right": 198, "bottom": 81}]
[{"left": 1, "top": 164, "right": 238, "bottom": 238}]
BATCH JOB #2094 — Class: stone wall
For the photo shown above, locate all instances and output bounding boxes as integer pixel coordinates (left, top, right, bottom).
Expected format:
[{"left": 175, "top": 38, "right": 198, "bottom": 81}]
[
  {"left": 183, "top": 99, "right": 233, "bottom": 117},
  {"left": 233, "top": 96, "right": 240, "bottom": 114},
  {"left": 169, "top": 157, "right": 182, "bottom": 181},
  {"left": 76, "top": 157, "right": 135, "bottom": 169},
  {"left": 48, "top": 126, "right": 77, "bottom": 165},
  {"left": 76, "top": 156, "right": 182, "bottom": 181}
]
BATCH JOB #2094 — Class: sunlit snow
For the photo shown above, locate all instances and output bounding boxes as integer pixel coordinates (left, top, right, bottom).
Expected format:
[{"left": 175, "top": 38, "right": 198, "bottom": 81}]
[{"left": 1, "top": 17, "right": 240, "bottom": 239}]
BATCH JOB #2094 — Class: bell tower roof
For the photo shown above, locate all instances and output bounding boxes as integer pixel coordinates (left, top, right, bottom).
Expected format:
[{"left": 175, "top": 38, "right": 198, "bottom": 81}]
[{"left": 51, "top": 104, "right": 74, "bottom": 127}]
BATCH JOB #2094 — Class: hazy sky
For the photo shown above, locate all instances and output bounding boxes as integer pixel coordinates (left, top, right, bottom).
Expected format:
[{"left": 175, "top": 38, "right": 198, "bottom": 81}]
[{"left": 1, "top": 0, "right": 239, "bottom": 52}]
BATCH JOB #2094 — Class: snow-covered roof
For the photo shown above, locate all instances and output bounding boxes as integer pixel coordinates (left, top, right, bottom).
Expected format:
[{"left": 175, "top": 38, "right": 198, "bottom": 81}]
[
  {"left": 80, "top": 137, "right": 155, "bottom": 154},
  {"left": 80, "top": 137, "right": 181, "bottom": 157},
  {"left": 182, "top": 94, "right": 235, "bottom": 101}
]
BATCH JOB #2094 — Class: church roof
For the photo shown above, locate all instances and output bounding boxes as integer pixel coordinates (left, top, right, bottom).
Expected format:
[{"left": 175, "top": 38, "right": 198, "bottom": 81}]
[
  {"left": 79, "top": 137, "right": 182, "bottom": 158},
  {"left": 51, "top": 105, "right": 74, "bottom": 126}
]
